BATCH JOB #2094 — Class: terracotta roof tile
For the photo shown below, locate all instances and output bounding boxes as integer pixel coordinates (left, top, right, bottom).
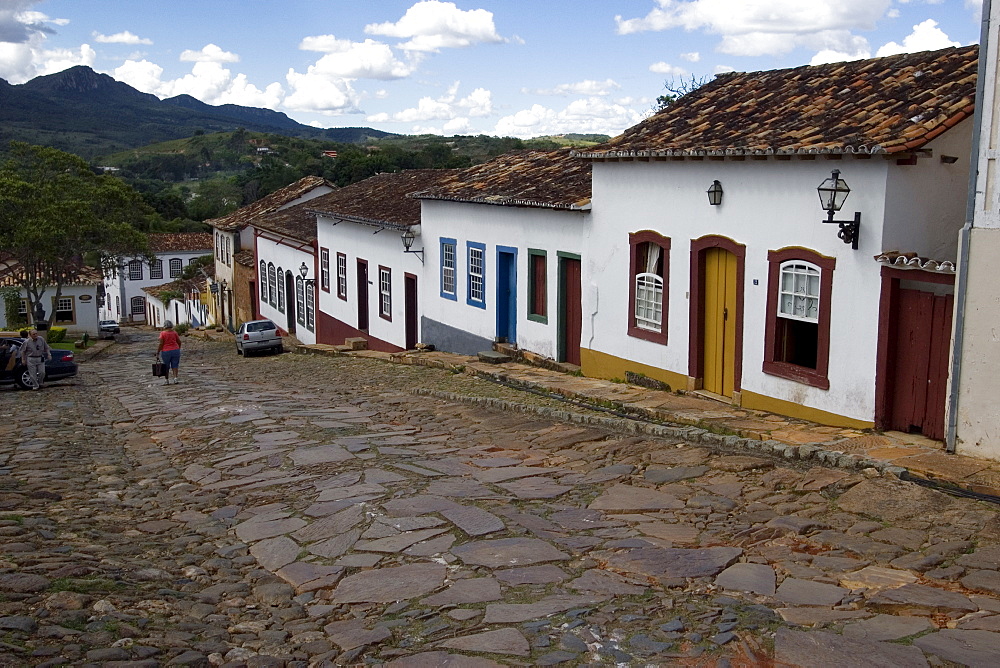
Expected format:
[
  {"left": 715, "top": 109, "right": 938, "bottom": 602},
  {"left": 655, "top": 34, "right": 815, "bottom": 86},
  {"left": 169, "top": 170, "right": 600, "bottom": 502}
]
[
  {"left": 412, "top": 149, "right": 592, "bottom": 210},
  {"left": 234, "top": 249, "right": 255, "bottom": 267},
  {"left": 578, "top": 45, "right": 978, "bottom": 159},
  {"left": 148, "top": 233, "right": 213, "bottom": 253},
  {"left": 0, "top": 261, "right": 102, "bottom": 287},
  {"left": 305, "top": 169, "right": 459, "bottom": 229},
  {"left": 207, "top": 176, "right": 333, "bottom": 232}
]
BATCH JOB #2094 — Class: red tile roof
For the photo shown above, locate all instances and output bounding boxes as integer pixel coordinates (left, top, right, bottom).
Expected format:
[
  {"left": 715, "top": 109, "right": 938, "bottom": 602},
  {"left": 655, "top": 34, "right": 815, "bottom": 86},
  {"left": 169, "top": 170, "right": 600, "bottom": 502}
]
[
  {"left": 207, "top": 176, "right": 333, "bottom": 232},
  {"left": 0, "top": 260, "right": 102, "bottom": 287},
  {"left": 234, "top": 249, "right": 255, "bottom": 267},
  {"left": 578, "top": 45, "right": 978, "bottom": 159},
  {"left": 411, "top": 149, "right": 592, "bottom": 210},
  {"left": 148, "top": 233, "right": 214, "bottom": 253},
  {"left": 305, "top": 169, "right": 459, "bottom": 230}
]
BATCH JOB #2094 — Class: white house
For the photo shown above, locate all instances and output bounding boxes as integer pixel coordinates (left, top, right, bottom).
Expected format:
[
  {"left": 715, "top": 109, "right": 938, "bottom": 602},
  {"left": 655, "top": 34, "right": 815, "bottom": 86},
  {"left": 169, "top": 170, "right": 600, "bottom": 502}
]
[
  {"left": 101, "top": 233, "right": 213, "bottom": 324},
  {"left": 0, "top": 260, "right": 102, "bottom": 335},
  {"left": 207, "top": 176, "right": 333, "bottom": 331},
  {"left": 573, "top": 45, "right": 976, "bottom": 435},
  {"left": 413, "top": 150, "right": 592, "bottom": 361},
  {"left": 142, "top": 272, "right": 213, "bottom": 330},
  {"left": 309, "top": 169, "right": 456, "bottom": 352}
]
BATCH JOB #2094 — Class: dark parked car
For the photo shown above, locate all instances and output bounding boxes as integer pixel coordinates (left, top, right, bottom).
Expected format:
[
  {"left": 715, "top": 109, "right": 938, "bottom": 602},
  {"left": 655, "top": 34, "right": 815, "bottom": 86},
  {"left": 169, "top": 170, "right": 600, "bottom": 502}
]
[
  {"left": 235, "top": 319, "right": 283, "bottom": 356},
  {"left": 0, "top": 337, "right": 78, "bottom": 389},
  {"left": 98, "top": 320, "right": 120, "bottom": 338}
]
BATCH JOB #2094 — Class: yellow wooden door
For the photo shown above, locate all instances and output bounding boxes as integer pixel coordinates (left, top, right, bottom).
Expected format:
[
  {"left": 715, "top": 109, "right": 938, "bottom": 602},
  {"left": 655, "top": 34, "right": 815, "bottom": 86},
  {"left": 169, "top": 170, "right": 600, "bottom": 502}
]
[{"left": 703, "top": 248, "right": 737, "bottom": 397}]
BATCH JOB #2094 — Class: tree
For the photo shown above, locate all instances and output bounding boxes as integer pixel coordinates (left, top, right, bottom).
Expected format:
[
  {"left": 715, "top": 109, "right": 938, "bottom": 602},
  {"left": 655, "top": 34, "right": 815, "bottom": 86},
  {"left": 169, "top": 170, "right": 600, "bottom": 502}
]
[
  {"left": 0, "top": 142, "right": 150, "bottom": 330},
  {"left": 655, "top": 75, "right": 710, "bottom": 111}
]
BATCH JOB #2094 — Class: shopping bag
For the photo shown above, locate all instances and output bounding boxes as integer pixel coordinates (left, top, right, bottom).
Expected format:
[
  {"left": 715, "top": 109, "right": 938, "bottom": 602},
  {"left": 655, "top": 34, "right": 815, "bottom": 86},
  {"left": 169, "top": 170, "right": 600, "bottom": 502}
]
[{"left": 152, "top": 361, "right": 168, "bottom": 377}]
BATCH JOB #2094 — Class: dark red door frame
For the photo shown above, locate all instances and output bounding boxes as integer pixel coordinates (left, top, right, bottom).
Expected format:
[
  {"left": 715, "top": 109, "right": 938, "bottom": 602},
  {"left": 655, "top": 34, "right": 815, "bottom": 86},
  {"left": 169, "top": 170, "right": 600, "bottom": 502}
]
[
  {"left": 874, "top": 266, "right": 955, "bottom": 433},
  {"left": 688, "top": 235, "right": 746, "bottom": 393}
]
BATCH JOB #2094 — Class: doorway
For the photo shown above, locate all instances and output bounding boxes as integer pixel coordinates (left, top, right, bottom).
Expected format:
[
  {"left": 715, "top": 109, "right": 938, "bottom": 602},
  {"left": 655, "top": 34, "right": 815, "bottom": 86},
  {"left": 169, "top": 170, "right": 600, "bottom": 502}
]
[
  {"left": 496, "top": 247, "right": 517, "bottom": 343},
  {"left": 690, "top": 236, "right": 745, "bottom": 399},
  {"left": 404, "top": 273, "right": 418, "bottom": 350},
  {"left": 558, "top": 253, "right": 582, "bottom": 366},
  {"left": 284, "top": 271, "right": 296, "bottom": 334},
  {"left": 876, "top": 269, "right": 954, "bottom": 440},
  {"left": 356, "top": 259, "right": 369, "bottom": 332}
]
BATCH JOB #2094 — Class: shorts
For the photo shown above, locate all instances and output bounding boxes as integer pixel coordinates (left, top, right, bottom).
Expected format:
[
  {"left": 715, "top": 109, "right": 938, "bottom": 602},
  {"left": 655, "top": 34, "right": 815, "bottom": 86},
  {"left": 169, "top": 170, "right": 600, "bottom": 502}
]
[{"left": 161, "top": 349, "right": 180, "bottom": 369}]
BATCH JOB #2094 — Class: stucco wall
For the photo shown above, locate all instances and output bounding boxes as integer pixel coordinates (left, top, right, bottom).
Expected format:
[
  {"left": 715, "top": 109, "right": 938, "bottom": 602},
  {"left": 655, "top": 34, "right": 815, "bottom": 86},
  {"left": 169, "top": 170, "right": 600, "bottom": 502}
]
[
  {"left": 315, "top": 217, "right": 424, "bottom": 349},
  {"left": 101, "top": 249, "right": 209, "bottom": 324},
  {"left": 419, "top": 200, "right": 589, "bottom": 359},
  {"left": 882, "top": 121, "right": 972, "bottom": 260},
  {"left": 254, "top": 235, "right": 317, "bottom": 345},
  {"left": 0, "top": 284, "right": 99, "bottom": 335},
  {"left": 585, "top": 156, "right": 892, "bottom": 422}
]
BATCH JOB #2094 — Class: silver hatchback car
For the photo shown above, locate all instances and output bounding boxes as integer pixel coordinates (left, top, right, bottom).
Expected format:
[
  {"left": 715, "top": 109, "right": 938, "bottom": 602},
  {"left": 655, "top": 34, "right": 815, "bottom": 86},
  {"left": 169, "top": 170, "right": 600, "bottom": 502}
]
[{"left": 235, "top": 319, "right": 283, "bottom": 356}]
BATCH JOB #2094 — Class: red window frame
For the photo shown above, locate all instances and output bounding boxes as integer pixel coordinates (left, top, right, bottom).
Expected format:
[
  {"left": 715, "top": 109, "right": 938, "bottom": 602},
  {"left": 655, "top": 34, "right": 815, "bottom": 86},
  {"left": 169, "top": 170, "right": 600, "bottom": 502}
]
[
  {"left": 627, "top": 230, "right": 670, "bottom": 345},
  {"left": 320, "top": 247, "right": 331, "bottom": 293},
  {"left": 378, "top": 265, "right": 392, "bottom": 321},
  {"left": 336, "top": 252, "right": 348, "bottom": 300},
  {"left": 762, "top": 247, "right": 836, "bottom": 390}
]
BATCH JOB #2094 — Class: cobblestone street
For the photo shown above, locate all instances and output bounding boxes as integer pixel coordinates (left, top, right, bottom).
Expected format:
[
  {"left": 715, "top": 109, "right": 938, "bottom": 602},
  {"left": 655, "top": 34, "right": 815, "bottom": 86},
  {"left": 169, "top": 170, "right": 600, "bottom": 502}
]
[{"left": 1, "top": 332, "right": 1000, "bottom": 666}]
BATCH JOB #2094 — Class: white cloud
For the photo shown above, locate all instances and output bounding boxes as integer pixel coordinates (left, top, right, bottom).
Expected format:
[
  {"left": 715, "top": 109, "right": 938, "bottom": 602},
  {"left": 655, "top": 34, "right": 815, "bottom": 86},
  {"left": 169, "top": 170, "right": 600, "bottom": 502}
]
[
  {"left": 876, "top": 19, "right": 961, "bottom": 57},
  {"left": 298, "top": 36, "right": 418, "bottom": 79},
  {"left": 616, "top": 0, "right": 890, "bottom": 57},
  {"left": 680, "top": 51, "right": 700, "bottom": 62},
  {"left": 494, "top": 97, "right": 645, "bottom": 139},
  {"left": 0, "top": 2, "right": 85, "bottom": 82},
  {"left": 366, "top": 82, "right": 492, "bottom": 124},
  {"left": 364, "top": 0, "right": 504, "bottom": 52},
  {"left": 649, "top": 61, "right": 687, "bottom": 76},
  {"left": 33, "top": 42, "right": 95, "bottom": 76},
  {"left": 284, "top": 69, "right": 361, "bottom": 115},
  {"left": 114, "top": 58, "right": 286, "bottom": 109},
  {"left": 522, "top": 79, "right": 621, "bottom": 96},
  {"left": 94, "top": 30, "right": 151, "bottom": 45},
  {"left": 180, "top": 43, "right": 239, "bottom": 63}
]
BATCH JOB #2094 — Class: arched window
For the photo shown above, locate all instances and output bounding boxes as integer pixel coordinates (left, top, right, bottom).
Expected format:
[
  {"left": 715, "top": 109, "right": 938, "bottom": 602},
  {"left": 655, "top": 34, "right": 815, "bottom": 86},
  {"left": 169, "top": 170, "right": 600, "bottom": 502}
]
[
  {"left": 150, "top": 259, "right": 163, "bottom": 280},
  {"left": 130, "top": 296, "right": 145, "bottom": 315},
  {"left": 305, "top": 281, "right": 315, "bottom": 331},
  {"left": 763, "top": 249, "right": 836, "bottom": 389},
  {"left": 296, "top": 276, "right": 306, "bottom": 326},
  {"left": 225, "top": 237, "right": 231, "bottom": 266},
  {"left": 267, "top": 263, "right": 277, "bottom": 306},
  {"left": 169, "top": 258, "right": 183, "bottom": 277},
  {"left": 276, "top": 267, "right": 285, "bottom": 312},
  {"left": 628, "top": 232, "right": 670, "bottom": 345},
  {"left": 260, "top": 261, "right": 267, "bottom": 300},
  {"left": 216, "top": 233, "right": 221, "bottom": 260}
]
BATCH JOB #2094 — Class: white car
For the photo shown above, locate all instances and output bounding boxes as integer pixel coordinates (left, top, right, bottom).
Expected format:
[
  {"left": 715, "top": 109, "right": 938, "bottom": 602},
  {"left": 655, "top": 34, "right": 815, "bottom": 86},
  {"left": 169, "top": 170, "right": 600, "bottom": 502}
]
[{"left": 235, "top": 319, "right": 283, "bottom": 356}]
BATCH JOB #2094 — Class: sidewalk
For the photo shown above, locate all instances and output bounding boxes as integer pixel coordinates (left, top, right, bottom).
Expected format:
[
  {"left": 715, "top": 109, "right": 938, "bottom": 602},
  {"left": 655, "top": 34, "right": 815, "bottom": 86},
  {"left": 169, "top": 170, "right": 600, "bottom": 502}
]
[{"left": 293, "top": 342, "right": 1000, "bottom": 500}]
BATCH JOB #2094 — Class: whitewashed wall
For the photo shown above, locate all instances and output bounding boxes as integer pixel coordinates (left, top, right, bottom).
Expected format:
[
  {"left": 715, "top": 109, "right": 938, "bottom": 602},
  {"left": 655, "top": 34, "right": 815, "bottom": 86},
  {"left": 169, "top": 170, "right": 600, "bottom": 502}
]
[
  {"left": 419, "top": 200, "right": 590, "bottom": 358},
  {"left": 0, "top": 284, "right": 99, "bottom": 334},
  {"left": 255, "top": 234, "right": 316, "bottom": 345},
  {"left": 316, "top": 216, "right": 424, "bottom": 350},
  {"left": 101, "top": 249, "right": 210, "bottom": 324},
  {"left": 587, "top": 156, "right": 903, "bottom": 422}
]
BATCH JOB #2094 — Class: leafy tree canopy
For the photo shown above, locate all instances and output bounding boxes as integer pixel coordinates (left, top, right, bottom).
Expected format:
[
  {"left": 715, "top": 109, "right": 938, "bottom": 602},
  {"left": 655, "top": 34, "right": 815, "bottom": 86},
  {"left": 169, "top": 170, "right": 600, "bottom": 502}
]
[{"left": 0, "top": 142, "right": 151, "bottom": 328}]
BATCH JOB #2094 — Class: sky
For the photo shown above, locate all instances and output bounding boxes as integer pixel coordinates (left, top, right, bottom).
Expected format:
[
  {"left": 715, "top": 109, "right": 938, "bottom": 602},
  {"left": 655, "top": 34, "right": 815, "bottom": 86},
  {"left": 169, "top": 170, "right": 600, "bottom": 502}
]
[{"left": 0, "top": 1, "right": 986, "bottom": 139}]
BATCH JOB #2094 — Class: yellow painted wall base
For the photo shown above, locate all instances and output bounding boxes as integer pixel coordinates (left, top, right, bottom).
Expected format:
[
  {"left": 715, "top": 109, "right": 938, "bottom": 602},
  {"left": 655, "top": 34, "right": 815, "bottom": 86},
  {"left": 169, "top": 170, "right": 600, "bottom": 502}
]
[
  {"left": 580, "top": 347, "right": 688, "bottom": 393},
  {"left": 581, "top": 347, "right": 874, "bottom": 430},
  {"left": 740, "top": 389, "right": 874, "bottom": 430}
]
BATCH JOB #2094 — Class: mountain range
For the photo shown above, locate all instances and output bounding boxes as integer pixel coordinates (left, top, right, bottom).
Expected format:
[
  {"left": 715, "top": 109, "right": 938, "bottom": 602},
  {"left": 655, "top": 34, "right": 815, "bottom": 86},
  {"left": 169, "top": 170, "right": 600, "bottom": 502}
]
[{"left": 0, "top": 66, "right": 396, "bottom": 159}]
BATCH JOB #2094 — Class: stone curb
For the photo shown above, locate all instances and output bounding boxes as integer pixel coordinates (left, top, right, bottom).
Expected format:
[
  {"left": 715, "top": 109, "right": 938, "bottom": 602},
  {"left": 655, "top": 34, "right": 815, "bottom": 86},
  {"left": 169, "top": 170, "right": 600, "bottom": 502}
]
[{"left": 410, "top": 387, "right": 904, "bottom": 477}]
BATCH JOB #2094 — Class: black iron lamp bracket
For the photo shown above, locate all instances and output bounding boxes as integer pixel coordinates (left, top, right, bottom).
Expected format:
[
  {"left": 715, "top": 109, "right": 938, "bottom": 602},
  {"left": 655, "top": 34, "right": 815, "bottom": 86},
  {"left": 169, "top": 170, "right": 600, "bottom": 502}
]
[
  {"left": 402, "top": 247, "right": 424, "bottom": 264},
  {"left": 822, "top": 210, "right": 860, "bottom": 250}
]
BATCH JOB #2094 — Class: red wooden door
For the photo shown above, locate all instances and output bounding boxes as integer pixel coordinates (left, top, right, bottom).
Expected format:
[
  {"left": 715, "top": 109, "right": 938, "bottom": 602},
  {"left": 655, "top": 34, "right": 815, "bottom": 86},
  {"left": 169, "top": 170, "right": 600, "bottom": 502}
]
[
  {"left": 888, "top": 288, "right": 953, "bottom": 440},
  {"left": 560, "top": 257, "right": 582, "bottom": 366}
]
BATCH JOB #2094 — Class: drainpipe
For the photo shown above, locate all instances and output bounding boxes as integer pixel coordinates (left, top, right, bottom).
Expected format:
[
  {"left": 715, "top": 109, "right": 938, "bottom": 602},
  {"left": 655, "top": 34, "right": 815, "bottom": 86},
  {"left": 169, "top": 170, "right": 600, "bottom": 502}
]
[{"left": 946, "top": 0, "right": 992, "bottom": 453}]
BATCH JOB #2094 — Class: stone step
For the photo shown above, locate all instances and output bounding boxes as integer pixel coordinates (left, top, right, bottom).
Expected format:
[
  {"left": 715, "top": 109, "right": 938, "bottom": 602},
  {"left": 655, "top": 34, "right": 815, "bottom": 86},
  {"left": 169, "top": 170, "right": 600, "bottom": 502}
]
[
  {"left": 477, "top": 350, "right": 512, "bottom": 364},
  {"left": 344, "top": 337, "right": 368, "bottom": 351}
]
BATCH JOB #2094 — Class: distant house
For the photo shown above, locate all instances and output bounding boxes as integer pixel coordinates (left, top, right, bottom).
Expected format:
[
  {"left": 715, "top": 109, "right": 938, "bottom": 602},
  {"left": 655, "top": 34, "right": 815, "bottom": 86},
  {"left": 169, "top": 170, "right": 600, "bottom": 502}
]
[
  {"left": 0, "top": 259, "right": 102, "bottom": 335},
  {"left": 572, "top": 45, "right": 976, "bottom": 436},
  {"left": 141, "top": 265, "right": 213, "bottom": 329},
  {"left": 413, "top": 150, "right": 592, "bottom": 360},
  {"left": 206, "top": 176, "right": 334, "bottom": 330},
  {"left": 101, "top": 233, "right": 213, "bottom": 324},
  {"left": 310, "top": 169, "right": 457, "bottom": 351}
]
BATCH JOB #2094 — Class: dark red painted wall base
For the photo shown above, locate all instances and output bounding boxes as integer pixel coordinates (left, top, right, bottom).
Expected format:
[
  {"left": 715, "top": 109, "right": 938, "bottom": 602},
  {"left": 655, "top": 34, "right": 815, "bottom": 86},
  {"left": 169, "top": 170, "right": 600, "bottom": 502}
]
[{"left": 317, "top": 310, "right": 403, "bottom": 353}]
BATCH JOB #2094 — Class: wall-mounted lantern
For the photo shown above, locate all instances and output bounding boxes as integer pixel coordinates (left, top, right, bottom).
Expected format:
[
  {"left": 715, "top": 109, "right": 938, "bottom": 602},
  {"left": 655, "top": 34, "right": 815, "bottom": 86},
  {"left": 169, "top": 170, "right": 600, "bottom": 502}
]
[
  {"left": 817, "top": 169, "right": 860, "bottom": 250},
  {"left": 299, "top": 262, "right": 314, "bottom": 285},
  {"left": 707, "top": 180, "right": 723, "bottom": 206},
  {"left": 401, "top": 227, "right": 424, "bottom": 263}
]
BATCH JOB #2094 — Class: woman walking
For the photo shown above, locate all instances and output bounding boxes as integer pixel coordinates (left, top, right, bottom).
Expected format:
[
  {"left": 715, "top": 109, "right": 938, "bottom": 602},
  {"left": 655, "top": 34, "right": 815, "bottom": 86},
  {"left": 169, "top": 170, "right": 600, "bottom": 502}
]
[{"left": 156, "top": 320, "right": 182, "bottom": 384}]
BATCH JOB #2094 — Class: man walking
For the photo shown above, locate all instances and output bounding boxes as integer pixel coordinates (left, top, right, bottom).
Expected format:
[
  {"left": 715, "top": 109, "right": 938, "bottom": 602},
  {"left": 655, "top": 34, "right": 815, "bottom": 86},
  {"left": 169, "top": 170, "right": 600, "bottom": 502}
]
[{"left": 21, "top": 329, "right": 51, "bottom": 390}]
